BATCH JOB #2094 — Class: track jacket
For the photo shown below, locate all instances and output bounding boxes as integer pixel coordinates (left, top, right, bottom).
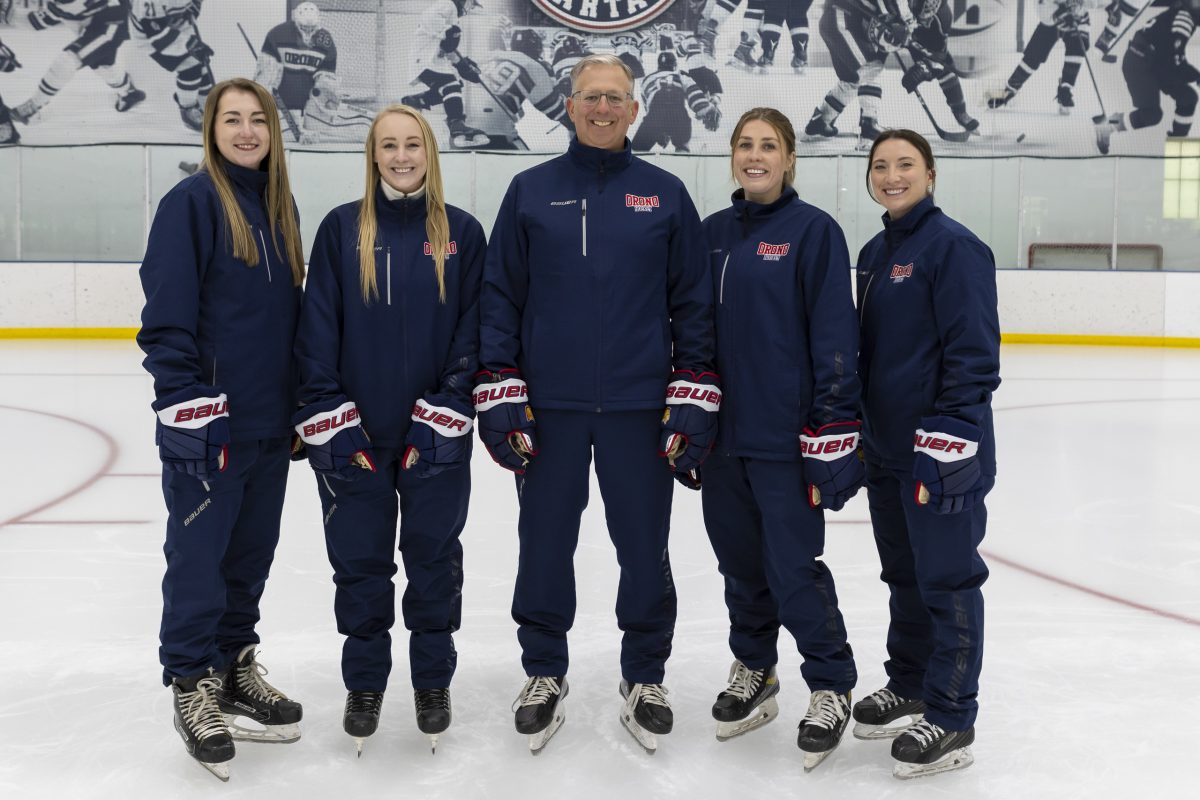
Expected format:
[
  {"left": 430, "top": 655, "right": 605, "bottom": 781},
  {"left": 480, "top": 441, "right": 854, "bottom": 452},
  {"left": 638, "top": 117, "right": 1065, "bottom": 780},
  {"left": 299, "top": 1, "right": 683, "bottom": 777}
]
[
  {"left": 138, "top": 165, "right": 301, "bottom": 441},
  {"left": 703, "top": 187, "right": 861, "bottom": 461},
  {"left": 295, "top": 187, "right": 486, "bottom": 448},
  {"left": 479, "top": 137, "right": 714, "bottom": 410},
  {"left": 856, "top": 196, "right": 1001, "bottom": 473}
]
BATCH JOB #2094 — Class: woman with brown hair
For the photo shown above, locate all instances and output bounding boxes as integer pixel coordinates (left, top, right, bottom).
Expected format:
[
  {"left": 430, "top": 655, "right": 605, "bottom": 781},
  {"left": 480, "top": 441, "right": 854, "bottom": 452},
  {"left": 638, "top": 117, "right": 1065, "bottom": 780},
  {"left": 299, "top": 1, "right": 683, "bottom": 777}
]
[
  {"left": 292, "top": 104, "right": 486, "bottom": 756},
  {"left": 137, "top": 77, "right": 306, "bottom": 781},
  {"left": 699, "top": 107, "right": 862, "bottom": 771}
]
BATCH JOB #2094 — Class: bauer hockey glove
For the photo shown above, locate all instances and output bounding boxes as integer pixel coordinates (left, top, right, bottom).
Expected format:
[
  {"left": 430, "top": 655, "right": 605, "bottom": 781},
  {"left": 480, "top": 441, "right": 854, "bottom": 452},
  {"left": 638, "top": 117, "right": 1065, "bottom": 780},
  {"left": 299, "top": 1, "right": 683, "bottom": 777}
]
[
  {"left": 912, "top": 415, "right": 986, "bottom": 514},
  {"left": 153, "top": 386, "right": 230, "bottom": 482},
  {"left": 292, "top": 396, "right": 376, "bottom": 480},
  {"left": 659, "top": 370, "right": 721, "bottom": 479},
  {"left": 473, "top": 370, "right": 538, "bottom": 473},
  {"left": 800, "top": 421, "right": 865, "bottom": 511},
  {"left": 403, "top": 395, "right": 474, "bottom": 478}
]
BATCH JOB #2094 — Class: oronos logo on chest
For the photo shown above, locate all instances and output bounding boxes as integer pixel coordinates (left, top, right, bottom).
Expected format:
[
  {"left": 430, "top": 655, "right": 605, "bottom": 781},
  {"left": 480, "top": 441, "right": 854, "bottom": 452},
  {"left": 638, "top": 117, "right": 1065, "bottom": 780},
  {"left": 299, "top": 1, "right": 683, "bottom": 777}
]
[{"left": 528, "top": 0, "right": 678, "bottom": 33}]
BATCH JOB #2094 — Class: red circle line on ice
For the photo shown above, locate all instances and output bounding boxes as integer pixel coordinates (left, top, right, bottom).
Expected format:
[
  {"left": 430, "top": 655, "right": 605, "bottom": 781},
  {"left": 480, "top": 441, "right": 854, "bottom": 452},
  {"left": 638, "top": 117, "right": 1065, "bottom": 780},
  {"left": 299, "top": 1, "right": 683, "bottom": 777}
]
[{"left": 528, "top": 0, "right": 678, "bottom": 33}]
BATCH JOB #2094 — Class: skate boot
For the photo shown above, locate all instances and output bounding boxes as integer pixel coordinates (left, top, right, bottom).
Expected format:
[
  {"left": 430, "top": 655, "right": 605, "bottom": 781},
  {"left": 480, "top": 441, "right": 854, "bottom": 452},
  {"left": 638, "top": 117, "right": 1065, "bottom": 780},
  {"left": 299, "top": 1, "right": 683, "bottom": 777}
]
[
  {"left": 712, "top": 661, "right": 780, "bottom": 741},
  {"left": 448, "top": 117, "right": 488, "bottom": 148},
  {"left": 174, "top": 93, "right": 203, "bottom": 131},
  {"left": 115, "top": 86, "right": 147, "bottom": 113},
  {"left": 985, "top": 86, "right": 1016, "bottom": 110},
  {"left": 513, "top": 676, "right": 567, "bottom": 754},
  {"left": 728, "top": 32, "right": 758, "bottom": 72},
  {"left": 791, "top": 39, "right": 808, "bottom": 75},
  {"left": 343, "top": 690, "right": 383, "bottom": 757},
  {"left": 619, "top": 680, "right": 672, "bottom": 753},
  {"left": 1056, "top": 82, "right": 1074, "bottom": 115},
  {"left": 400, "top": 91, "right": 434, "bottom": 111},
  {"left": 804, "top": 107, "right": 839, "bottom": 139},
  {"left": 172, "top": 674, "right": 235, "bottom": 782},
  {"left": 1094, "top": 112, "right": 1124, "bottom": 155},
  {"left": 891, "top": 719, "right": 975, "bottom": 779},
  {"left": 950, "top": 105, "right": 980, "bottom": 133},
  {"left": 0, "top": 119, "right": 17, "bottom": 146},
  {"left": 796, "top": 689, "right": 851, "bottom": 771},
  {"left": 9, "top": 98, "right": 42, "bottom": 125},
  {"left": 857, "top": 114, "right": 885, "bottom": 150},
  {"left": 414, "top": 687, "right": 451, "bottom": 753},
  {"left": 852, "top": 687, "right": 926, "bottom": 740},
  {"left": 697, "top": 18, "right": 719, "bottom": 57},
  {"left": 217, "top": 645, "right": 303, "bottom": 743}
]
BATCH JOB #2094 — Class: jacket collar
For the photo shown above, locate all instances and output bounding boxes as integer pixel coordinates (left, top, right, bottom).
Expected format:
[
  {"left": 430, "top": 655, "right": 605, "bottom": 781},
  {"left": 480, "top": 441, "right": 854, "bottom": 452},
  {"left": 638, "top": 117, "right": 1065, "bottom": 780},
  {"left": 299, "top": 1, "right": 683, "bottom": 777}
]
[
  {"left": 567, "top": 136, "right": 633, "bottom": 174},
  {"left": 882, "top": 195, "right": 938, "bottom": 236},
  {"left": 732, "top": 185, "right": 798, "bottom": 220},
  {"left": 226, "top": 162, "right": 269, "bottom": 196},
  {"left": 375, "top": 183, "right": 428, "bottom": 220}
]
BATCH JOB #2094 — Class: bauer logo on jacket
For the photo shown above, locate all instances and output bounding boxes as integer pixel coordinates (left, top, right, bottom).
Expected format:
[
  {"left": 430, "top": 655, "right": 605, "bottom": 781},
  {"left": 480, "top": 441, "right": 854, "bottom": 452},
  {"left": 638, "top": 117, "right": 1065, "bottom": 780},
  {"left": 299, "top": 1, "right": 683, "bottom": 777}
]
[
  {"left": 757, "top": 242, "right": 790, "bottom": 261},
  {"left": 890, "top": 262, "right": 914, "bottom": 283},
  {"left": 424, "top": 241, "right": 458, "bottom": 256},
  {"left": 626, "top": 194, "right": 660, "bottom": 212}
]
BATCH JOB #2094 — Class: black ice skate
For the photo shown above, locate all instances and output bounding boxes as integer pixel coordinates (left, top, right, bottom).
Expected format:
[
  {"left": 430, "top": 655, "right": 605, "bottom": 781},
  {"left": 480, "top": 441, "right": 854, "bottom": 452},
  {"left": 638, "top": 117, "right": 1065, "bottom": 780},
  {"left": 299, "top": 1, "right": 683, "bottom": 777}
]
[
  {"left": 804, "top": 108, "right": 839, "bottom": 139},
  {"left": 174, "top": 93, "right": 203, "bottom": 131},
  {"left": 728, "top": 32, "right": 758, "bottom": 73},
  {"left": 857, "top": 114, "right": 885, "bottom": 151},
  {"left": 1056, "top": 82, "right": 1074, "bottom": 116},
  {"left": 985, "top": 86, "right": 1016, "bottom": 110},
  {"left": 852, "top": 687, "right": 926, "bottom": 740},
  {"left": 619, "top": 680, "right": 672, "bottom": 754},
  {"left": 415, "top": 687, "right": 451, "bottom": 753},
  {"left": 796, "top": 689, "right": 850, "bottom": 771},
  {"left": 448, "top": 118, "right": 488, "bottom": 148},
  {"left": 115, "top": 86, "right": 147, "bottom": 113},
  {"left": 172, "top": 674, "right": 235, "bottom": 782},
  {"left": 343, "top": 690, "right": 383, "bottom": 757},
  {"left": 951, "top": 106, "right": 980, "bottom": 133},
  {"left": 712, "top": 661, "right": 780, "bottom": 741},
  {"left": 791, "top": 40, "right": 808, "bottom": 75},
  {"left": 891, "top": 719, "right": 975, "bottom": 779},
  {"left": 513, "top": 676, "right": 567, "bottom": 754},
  {"left": 218, "top": 645, "right": 303, "bottom": 744}
]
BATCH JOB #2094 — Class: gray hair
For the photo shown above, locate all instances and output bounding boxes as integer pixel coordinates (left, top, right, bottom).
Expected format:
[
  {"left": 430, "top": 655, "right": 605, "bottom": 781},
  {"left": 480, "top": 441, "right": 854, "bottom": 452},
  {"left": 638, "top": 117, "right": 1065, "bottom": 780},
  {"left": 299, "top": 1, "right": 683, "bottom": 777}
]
[{"left": 570, "top": 53, "right": 635, "bottom": 94}]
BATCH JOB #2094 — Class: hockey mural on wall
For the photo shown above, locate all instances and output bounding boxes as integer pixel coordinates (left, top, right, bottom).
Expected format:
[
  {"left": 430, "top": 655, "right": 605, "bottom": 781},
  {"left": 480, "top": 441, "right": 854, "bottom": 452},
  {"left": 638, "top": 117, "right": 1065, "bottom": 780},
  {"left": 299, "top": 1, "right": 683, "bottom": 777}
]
[{"left": 0, "top": 0, "right": 1196, "bottom": 156}]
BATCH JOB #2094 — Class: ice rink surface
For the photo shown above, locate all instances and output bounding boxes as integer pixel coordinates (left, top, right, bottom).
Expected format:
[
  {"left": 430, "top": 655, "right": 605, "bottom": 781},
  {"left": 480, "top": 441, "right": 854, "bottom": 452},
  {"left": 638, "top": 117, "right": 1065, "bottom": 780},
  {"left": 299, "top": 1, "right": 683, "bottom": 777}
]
[{"left": 1, "top": 341, "right": 1197, "bottom": 799}]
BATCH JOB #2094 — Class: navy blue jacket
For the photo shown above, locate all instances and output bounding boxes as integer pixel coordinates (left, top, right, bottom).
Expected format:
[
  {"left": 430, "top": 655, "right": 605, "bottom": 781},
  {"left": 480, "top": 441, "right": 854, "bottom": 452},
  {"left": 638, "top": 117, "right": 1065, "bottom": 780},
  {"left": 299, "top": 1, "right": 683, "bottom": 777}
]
[
  {"left": 138, "top": 165, "right": 301, "bottom": 441},
  {"left": 479, "top": 137, "right": 715, "bottom": 411},
  {"left": 295, "top": 187, "right": 486, "bottom": 449},
  {"left": 704, "top": 187, "right": 861, "bottom": 461},
  {"left": 856, "top": 196, "right": 1001, "bottom": 473}
]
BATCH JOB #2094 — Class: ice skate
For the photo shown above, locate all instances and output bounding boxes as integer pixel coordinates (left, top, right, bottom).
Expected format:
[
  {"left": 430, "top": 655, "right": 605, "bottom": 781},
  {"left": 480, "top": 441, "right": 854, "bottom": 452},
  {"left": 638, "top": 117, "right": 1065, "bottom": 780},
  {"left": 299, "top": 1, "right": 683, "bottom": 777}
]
[
  {"left": 343, "top": 690, "right": 383, "bottom": 757},
  {"left": 619, "top": 681, "right": 672, "bottom": 754},
  {"left": 728, "top": 33, "right": 758, "bottom": 73},
  {"left": 697, "top": 19, "right": 719, "bottom": 57},
  {"left": 791, "top": 53, "right": 807, "bottom": 75},
  {"left": 891, "top": 719, "right": 975, "bottom": 779},
  {"left": 513, "top": 676, "right": 567, "bottom": 754},
  {"left": 796, "top": 689, "right": 850, "bottom": 771},
  {"left": 115, "top": 86, "right": 147, "bottom": 113},
  {"left": 175, "top": 93, "right": 203, "bottom": 131},
  {"left": 415, "top": 687, "right": 451, "bottom": 753},
  {"left": 217, "top": 645, "right": 303, "bottom": 744},
  {"left": 851, "top": 687, "right": 925, "bottom": 740},
  {"left": 0, "top": 119, "right": 17, "bottom": 146},
  {"left": 856, "top": 115, "right": 884, "bottom": 151},
  {"left": 1094, "top": 113, "right": 1122, "bottom": 155},
  {"left": 712, "top": 661, "right": 780, "bottom": 741},
  {"left": 804, "top": 107, "right": 838, "bottom": 139},
  {"left": 1056, "top": 83, "right": 1074, "bottom": 116},
  {"left": 985, "top": 86, "right": 1016, "bottom": 110},
  {"left": 172, "top": 674, "right": 235, "bottom": 782},
  {"left": 9, "top": 98, "right": 42, "bottom": 125},
  {"left": 448, "top": 118, "right": 488, "bottom": 148},
  {"left": 951, "top": 106, "right": 980, "bottom": 133}
]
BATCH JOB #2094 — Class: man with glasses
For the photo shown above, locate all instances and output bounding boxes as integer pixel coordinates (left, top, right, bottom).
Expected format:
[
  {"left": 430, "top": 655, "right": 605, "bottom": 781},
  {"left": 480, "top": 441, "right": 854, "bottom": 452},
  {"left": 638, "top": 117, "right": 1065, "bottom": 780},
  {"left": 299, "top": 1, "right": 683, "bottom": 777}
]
[{"left": 477, "top": 53, "right": 717, "bottom": 754}]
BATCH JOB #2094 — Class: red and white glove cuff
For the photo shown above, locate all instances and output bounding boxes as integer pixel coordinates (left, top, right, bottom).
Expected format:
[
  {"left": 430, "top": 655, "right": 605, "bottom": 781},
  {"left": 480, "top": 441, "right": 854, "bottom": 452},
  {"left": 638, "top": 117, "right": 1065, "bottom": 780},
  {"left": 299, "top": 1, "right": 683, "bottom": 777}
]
[
  {"left": 473, "top": 377, "right": 529, "bottom": 412},
  {"left": 295, "top": 401, "right": 363, "bottom": 445},
  {"left": 665, "top": 377, "right": 722, "bottom": 413},
  {"left": 799, "top": 428, "right": 860, "bottom": 462},
  {"left": 411, "top": 399, "right": 473, "bottom": 438},
  {"left": 913, "top": 428, "right": 979, "bottom": 462},
  {"left": 156, "top": 393, "right": 229, "bottom": 429}
]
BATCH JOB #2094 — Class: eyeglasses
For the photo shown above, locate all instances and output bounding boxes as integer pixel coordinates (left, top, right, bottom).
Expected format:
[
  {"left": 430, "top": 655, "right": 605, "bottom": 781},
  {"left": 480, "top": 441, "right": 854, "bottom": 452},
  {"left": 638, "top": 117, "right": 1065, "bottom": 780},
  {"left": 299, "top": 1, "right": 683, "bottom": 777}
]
[{"left": 571, "top": 91, "right": 632, "bottom": 110}]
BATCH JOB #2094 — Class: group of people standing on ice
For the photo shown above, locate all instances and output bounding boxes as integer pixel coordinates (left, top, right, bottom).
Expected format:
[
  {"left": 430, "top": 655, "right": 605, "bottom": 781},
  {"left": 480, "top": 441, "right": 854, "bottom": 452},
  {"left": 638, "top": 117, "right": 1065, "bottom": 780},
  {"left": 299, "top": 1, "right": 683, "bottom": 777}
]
[{"left": 136, "top": 50, "right": 1000, "bottom": 784}]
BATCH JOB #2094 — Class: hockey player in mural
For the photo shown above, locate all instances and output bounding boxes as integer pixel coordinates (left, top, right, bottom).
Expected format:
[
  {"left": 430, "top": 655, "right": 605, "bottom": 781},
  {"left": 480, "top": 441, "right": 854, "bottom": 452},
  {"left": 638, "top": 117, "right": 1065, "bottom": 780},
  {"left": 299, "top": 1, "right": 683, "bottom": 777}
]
[
  {"left": 254, "top": 1, "right": 342, "bottom": 140},
  {"left": 129, "top": 0, "right": 216, "bottom": 131},
  {"left": 1095, "top": 0, "right": 1199, "bottom": 152},
  {"left": 7, "top": 0, "right": 145, "bottom": 127},
  {"left": 0, "top": 37, "right": 16, "bottom": 145},
  {"left": 631, "top": 50, "right": 721, "bottom": 152},
  {"left": 806, "top": 0, "right": 889, "bottom": 143},
  {"left": 759, "top": 0, "right": 815, "bottom": 72},
  {"left": 401, "top": 0, "right": 489, "bottom": 148},
  {"left": 985, "top": 0, "right": 1099, "bottom": 115},
  {"left": 548, "top": 29, "right": 592, "bottom": 107},
  {"left": 891, "top": 1, "right": 980, "bottom": 134}
]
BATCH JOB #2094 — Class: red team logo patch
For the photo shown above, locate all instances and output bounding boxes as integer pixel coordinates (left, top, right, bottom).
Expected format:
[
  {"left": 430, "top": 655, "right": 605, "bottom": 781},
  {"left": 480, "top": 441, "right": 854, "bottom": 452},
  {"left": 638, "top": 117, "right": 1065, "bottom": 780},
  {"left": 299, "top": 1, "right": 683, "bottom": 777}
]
[
  {"left": 626, "top": 194, "right": 660, "bottom": 212},
  {"left": 890, "top": 262, "right": 914, "bottom": 282},
  {"left": 757, "top": 242, "right": 789, "bottom": 261},
  {"left": 424, "top": 241, "right": 458, "bottom": 256}
]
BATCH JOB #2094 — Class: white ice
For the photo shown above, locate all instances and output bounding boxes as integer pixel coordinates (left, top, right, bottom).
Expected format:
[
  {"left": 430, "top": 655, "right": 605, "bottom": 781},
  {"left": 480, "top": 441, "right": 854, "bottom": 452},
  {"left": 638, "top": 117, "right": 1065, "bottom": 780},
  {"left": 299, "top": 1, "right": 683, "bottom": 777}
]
[{"left": 1, "top": 341, "right": 1198, "bottom": 799}]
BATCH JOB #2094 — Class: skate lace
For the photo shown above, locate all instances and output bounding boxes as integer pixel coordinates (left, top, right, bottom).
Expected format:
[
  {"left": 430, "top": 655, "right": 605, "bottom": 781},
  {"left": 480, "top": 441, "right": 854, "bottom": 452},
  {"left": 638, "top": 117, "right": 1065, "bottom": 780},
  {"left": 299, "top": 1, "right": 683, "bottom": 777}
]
[
  {"left": 722, "top": 661, "right": 763, "bottom": 701},
  {"left": 415, "top": 688, "right": 450, "bottom": 713},
  {"left": 904, "top": 719, "right": 946, "bottom": 748},
  {"left": 512, "top": 676, "right": 561, "bottom": 711},
  {"left": 633, "top": 683, "right": 671, "bottom": 709},
  {"left": 181, "top": 676, "right": 229, "bottom": 741},
  {"left": 801, "top": 689, "right": 848, "bottom": 731},
  {"left": 864, "top": 687, "right": 904, "bottom": 712},
  {"left": 236, "top": 652, "right": 287, "bottom": 704},
  {"left": 346, "top": 691, "right": 384, "bottom": 715}
]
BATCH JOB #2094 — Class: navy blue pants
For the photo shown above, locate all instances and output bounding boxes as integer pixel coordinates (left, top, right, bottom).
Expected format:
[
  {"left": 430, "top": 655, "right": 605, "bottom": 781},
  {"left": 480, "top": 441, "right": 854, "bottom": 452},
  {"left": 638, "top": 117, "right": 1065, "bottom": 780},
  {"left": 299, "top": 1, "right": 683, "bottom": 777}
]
[
  {"left": 865, "top": 461, "right": 991, "bottom": 730},
  {"left": 700, "top": 454, "right": 857, "bottom": 693},
  {"left": 512, "top": 409, "right": 676, "bottom": 684},
  {"left": 159, "top": 437, "right": 290, "bottom": 685},
  {"left": 317, "top": 448, "right": 468, "bottom": 691}
]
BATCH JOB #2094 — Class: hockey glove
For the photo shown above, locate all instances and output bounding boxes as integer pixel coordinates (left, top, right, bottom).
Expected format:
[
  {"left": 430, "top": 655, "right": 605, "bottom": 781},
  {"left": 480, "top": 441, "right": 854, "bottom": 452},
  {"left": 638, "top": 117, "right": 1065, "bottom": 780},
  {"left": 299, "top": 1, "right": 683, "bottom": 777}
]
[
  {"left": 696, "top": 96, "right": 722, "bottom": 131},
  {"left": 453, "top": 55, "right": 482, "bottom": 84},
  {"left": 292, "top": 396, "right": 376, "bottom": 480},
  {"left": 0, "top": 41, "right": 20, "bottom": 72},
  {"left": 901, "top": 59, "right": 936, "bottom": 93},
  {"left": 403, "top": 395, "right": 474, "bottom": 478},
  {"left": 439, "top": 25, "right": 462, "bottom": 54},
  {"left": 912, "top": 415, "right": 986, "bottom": 514},
  {"left": 27, "top": 8, "right": 62, "bottom": 29},
  {"left": 153, "top": 386, "right": 230, "bottom": 482},
  {"left": 473, "top": 370, "right": 537, "bottom": 473},
  {"left": 800, "top": 421, "right": 865, "bottom": 511},
  {"left": 659, "top": 370, "right": 721, "bottom": 475}
]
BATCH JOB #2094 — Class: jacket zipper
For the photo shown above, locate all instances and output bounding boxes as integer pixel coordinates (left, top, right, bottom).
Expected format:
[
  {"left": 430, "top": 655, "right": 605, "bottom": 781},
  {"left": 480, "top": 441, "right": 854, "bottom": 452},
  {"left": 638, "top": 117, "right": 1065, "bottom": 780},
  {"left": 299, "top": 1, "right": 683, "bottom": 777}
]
[
  {"left": 386, "top": 246, "right": 392, "bottom": 306},
  {"left": 581, "top": 198, "right": 587, "bottom": 256},
  {"left": 257, "top": 228, "right": 273, "bottom": 283},
  {"left": 718, "top": 252, "right": 731, "bottom": 304},
  {"left": 858, "top": 271, "right": 875, "bottom": 325}
]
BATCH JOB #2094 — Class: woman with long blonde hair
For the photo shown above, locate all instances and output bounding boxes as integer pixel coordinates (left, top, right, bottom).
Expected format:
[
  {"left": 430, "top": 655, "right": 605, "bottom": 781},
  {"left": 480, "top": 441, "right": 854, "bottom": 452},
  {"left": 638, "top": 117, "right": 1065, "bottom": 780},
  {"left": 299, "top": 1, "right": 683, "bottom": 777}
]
[
  {"left": 292, "top": 104, "right": 486, "bottom": 754},
  {"left": 137, "top": 77, "right": 305, "bottom": 782}
]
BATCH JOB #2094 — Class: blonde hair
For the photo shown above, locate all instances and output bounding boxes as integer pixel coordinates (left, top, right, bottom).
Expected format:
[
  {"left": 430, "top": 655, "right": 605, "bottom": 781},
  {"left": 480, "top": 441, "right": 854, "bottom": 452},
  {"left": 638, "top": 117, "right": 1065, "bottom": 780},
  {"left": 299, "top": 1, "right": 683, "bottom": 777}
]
[
  {"left": 199, "top": 78, "right": 305, "bottom": 286},
  {"left": 356, "top": 105, "right": 450, "bottom": 304}
]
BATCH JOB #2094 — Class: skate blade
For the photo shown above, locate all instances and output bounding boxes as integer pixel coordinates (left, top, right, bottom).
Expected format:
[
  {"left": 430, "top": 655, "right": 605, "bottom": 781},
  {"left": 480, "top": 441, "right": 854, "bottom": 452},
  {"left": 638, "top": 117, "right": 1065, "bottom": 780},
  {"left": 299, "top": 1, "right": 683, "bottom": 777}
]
[
  {"left": 715, "top": 697, "right": 779, "bottom": 741},
  {"left": 852, "top": 713, "right": 924, "bottom": 741},
  {"left": 620, "top": 709, "right": 658, "bottom": 754},
  {"left": 802, "top": 748, "right": 835, "bottom": 772},
  {"left": 352, "top": 736, "right": 365, "bottom": 758},
  {"left": 893, "top": 746, "right": 974, "bottom": 780},
  {"left": 428, "top": 734, "right": 439, "bottom": 754},
  {"left": 528, "top": 707, "right": 566, "bottom": 755},
  {"left": 223, "top": 715, "right": 301, "bottom": 744},
  {"left": 200, "top": 760, "right": 230, "bottom": 782}
]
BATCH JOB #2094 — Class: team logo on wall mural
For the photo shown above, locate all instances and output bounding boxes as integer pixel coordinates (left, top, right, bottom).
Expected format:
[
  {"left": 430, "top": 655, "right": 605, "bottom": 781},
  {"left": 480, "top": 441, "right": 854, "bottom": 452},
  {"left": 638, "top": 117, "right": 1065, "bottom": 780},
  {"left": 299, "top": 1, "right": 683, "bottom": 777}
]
[{"left": 528, "top": 0, "right": 679, "bottom": 33}]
